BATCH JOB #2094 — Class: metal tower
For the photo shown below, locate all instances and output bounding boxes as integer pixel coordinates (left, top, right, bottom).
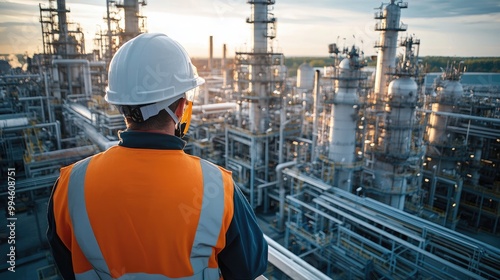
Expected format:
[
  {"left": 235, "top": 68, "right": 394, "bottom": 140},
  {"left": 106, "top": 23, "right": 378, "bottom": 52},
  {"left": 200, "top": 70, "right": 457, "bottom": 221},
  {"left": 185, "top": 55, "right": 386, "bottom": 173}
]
[
  {"left": 226, "top": 0, "right": 290, "bottom": 208},
  {"left": 373, "top": 0, "right": 408, "bottom": 103}
]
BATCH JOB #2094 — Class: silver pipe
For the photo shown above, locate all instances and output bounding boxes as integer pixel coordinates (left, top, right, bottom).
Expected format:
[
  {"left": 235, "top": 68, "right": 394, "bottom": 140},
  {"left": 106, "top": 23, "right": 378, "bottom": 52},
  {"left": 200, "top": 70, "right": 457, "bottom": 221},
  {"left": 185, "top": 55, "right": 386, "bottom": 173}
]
[
  {"left": 257, "top": 181, "right": 276, "bottom": 207},
  {"left": 192, "top": 102, "right": 238, "bottom": 114},
  {"left": 311, "top": 70, "right": 321, "bottom": 162},
  {"left": 0, "top": 74, "right": 40, "bottom": 79},
  {"left": 76, "top": 121, "right": 118, "bottom": 151},
  {"left": 44, "top": 72, "right": 54, "bottom": 123},
  {"left": 419, "top": 109, "right": 500, "bottom": 124},
  {"left": 277, "top": 161, "right": 296, "bottom": 231}
]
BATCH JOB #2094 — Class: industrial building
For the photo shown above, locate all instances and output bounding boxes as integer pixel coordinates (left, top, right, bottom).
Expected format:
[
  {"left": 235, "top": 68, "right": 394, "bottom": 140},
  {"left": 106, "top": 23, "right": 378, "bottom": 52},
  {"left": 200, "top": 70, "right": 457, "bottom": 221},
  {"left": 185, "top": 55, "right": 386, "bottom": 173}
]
[{"left": 1, "top": 0, "right": 499, "bottom": 279}]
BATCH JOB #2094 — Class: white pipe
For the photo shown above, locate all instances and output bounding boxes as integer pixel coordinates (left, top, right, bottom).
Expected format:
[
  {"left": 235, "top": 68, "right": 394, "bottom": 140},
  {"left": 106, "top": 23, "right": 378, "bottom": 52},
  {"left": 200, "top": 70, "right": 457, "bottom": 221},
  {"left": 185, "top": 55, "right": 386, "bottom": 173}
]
[
  {"left": 419, "top": 109, "right": 500, "bottom": 124},
  {"left": 257, "top": 181, "right": 277, "bottom": 207},
  {"left": 192, "top": 102, "right": 238, "bottom": 114},
  {"left": 77, "top": 121, "right": 118, "bottom": 151},
  {"left": 0, "top": 117, "right": 29, "bottom": 128},
  {"left": 311, "top": 70, "right": 321, "bottom": 162},
  {"left": 68, "top": 103, "right": 93, "bottom": 122},
  {"left": 44, "top": 72, "right": 54, "bottom": 123},
  {"left": 89, "top": 61, "right": 106, "bottom": 67},
  {"left": 1, "top": 74, "right": 41, "bottom": 79},
  {"left": 277, "top": 160, "right": 297, "bottom": 231}
]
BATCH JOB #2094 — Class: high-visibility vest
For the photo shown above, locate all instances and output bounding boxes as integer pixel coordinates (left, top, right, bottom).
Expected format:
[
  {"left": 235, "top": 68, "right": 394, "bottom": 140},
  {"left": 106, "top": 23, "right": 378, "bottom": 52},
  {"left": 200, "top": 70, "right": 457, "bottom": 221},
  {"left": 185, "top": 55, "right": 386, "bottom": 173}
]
[{"left": 52, "top": 146, "right": 235, "bottom": 279}]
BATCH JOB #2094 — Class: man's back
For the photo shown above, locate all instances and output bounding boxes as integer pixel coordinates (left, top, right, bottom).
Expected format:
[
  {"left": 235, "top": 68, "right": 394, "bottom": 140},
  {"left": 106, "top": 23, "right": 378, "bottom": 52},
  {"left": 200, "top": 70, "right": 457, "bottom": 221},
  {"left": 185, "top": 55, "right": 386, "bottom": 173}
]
[{"left": 48, "top": 132, "right": 267, "bottom": 279}]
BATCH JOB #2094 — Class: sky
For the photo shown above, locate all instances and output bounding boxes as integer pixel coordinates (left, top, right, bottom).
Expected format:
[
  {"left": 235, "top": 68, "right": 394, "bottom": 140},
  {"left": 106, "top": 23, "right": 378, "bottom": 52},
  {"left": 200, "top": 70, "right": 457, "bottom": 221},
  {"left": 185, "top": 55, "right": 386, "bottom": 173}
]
[{"left": 0, "top": 0, "right": 499, "bottom": 62}]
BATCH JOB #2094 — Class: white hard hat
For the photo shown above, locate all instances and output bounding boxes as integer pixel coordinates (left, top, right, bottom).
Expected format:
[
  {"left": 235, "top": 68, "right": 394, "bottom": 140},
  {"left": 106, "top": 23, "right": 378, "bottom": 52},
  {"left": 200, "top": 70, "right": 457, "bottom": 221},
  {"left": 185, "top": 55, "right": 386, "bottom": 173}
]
[{"left": 105, "top": 33, "right": 204, "bottom": 121}]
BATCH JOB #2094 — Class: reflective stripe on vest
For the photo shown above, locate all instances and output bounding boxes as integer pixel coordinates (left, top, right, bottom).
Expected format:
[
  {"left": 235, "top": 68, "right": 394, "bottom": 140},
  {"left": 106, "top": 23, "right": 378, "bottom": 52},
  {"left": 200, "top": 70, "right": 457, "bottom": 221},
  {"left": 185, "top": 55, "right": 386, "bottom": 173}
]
[{"left": 67, "top": 157, "right": 225, "bottom": 279}]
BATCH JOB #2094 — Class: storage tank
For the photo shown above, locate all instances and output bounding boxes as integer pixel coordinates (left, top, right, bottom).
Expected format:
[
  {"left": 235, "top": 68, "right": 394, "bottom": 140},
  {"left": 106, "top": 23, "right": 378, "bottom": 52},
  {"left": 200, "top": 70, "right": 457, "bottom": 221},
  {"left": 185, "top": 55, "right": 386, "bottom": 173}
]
[{"left": 297, "top": 62, "right": 314, "bottom": 91}]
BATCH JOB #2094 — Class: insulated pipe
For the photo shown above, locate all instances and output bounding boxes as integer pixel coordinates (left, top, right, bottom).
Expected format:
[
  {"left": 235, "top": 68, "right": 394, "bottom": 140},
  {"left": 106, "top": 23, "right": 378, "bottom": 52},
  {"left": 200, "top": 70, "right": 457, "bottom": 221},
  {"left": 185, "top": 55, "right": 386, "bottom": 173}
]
[
  {"left": 52, "top": 59, "right": 92, "bottom": 98},
  {"left": 44, "top": 72, "right": 54, "bottom": 123},
  {"left": 277, "top": 161, "right": 297, "bottom": 231},
  {"left": 0, "top": 117, "right": 29, "bottom": 128},
  {"left": 311, "top": 70, "right": 321, "bottom": 162},
  {"left": 0, "top": 74, "right": 41, "bottom": 79},
  {"left": 77, "top": 120, "right": 118, "bottom": 151},
  {"left": 257, "top": 181, "right": 277, "bottom": 211},
  {"left": 419, "top": 109, "right": 500, "bottom": 124},
  {"left": 191, "top": 102, "right": 238, "bottom": 114},
  {"left": 89, "top": 61, "right": 106, "bottom": 67},
  {"left": 67, "top": 103, "right": 93, "bottom": 123}
]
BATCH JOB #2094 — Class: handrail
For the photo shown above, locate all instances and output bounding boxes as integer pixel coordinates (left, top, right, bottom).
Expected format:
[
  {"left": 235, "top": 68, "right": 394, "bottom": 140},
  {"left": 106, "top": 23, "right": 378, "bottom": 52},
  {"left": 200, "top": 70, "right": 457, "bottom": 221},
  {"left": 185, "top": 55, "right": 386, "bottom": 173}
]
[{"left": 264, "top": 235, "right": 331, "bottom": 280}]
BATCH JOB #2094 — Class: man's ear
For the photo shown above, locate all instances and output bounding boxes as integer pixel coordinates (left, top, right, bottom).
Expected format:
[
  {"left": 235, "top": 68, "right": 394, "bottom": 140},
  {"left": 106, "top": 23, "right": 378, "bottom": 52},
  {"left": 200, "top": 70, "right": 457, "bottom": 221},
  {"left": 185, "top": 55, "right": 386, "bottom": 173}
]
[{"left": 175, "top": 98, "right": 187, "bottom": 119}]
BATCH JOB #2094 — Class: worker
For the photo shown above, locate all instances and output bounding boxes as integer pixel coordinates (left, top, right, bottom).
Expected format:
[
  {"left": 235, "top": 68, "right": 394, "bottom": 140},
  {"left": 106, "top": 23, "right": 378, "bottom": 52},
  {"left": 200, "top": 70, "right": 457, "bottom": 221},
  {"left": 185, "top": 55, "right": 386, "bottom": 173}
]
[{"left": 47, "top": 33, "right": 268, "bottom": 279}]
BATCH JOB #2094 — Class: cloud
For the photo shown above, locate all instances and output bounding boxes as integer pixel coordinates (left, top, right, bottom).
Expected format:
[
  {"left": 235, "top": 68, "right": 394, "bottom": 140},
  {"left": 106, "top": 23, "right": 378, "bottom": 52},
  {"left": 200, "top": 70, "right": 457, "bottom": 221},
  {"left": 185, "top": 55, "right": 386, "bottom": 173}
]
[
  {"left": 406, "top": 0, "right": 500, "bottom": 18},
  {"left": 0, "top": 0, "right": 499, "bottom": 57}
]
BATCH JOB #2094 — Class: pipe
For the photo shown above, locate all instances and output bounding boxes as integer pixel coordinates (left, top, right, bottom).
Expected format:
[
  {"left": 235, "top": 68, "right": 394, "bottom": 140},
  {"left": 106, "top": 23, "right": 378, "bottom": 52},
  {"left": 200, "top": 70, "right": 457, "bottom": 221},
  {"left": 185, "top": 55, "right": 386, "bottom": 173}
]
[
  {"left": 191, "top": 102, "right": 238, "bottom": 114},
  {"left": 419, "top": 109, "right": 500, "bottom": 124},
  {"left": 67, "top": 103, "right": 93, "bottom": 123},
  {"left": 89, "top": 61, "right": 106, "bottom": 67},
  {"left": 277, "top": 160, "right": 297, "bottom": 231},
  {"left": 257, "top": 181, "right": 276, "bottom": 208},
  {"left": 279, "top": 101, "right": 290, "bottom": 164},
  {"left": 311, "top": 70, "right": 321, "bottom": 162},
  {"left": 76, "top": 120, "right": 118, "bottom": 151},
  {"left": 0, "top": 117, "right": 29, "bottom": 128},
  {"left": 28, "top": 145, "right": 96, "bottom": 161},
  {"left": 0, "top": 74, "right": 41, "bottom": 79}
]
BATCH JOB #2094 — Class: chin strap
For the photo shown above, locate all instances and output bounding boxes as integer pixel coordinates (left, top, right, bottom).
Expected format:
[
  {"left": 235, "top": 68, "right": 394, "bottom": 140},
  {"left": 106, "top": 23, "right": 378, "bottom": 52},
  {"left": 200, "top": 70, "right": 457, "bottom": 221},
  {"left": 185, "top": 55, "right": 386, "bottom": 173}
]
[{"left": 179, "top": 101, "right": 193, "bottom": 135}]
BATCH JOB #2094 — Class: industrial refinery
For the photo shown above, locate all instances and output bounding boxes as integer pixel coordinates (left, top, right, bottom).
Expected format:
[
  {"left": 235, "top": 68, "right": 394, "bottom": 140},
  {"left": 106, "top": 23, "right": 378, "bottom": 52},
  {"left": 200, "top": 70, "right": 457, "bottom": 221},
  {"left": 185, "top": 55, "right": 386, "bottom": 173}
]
[{"left": 1, "top": 0, "right": 499, "bottom": 279}]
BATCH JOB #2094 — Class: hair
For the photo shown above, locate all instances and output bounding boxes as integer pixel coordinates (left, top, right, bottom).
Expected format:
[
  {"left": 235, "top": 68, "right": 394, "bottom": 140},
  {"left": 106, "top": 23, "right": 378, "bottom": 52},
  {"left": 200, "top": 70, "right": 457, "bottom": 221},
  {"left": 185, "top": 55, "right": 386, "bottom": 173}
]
[{"left": 124, "top": 98, "right": 183, "bottom": 131}]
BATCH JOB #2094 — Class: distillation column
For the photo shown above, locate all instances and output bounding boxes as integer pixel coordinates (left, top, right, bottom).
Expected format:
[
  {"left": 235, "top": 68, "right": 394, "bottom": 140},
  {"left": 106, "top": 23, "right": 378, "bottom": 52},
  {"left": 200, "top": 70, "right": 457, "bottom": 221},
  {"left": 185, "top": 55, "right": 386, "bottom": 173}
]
[
  {"left": 375, "top": 76, "right": 419, "bottom": 209},
  {"left": 425, "top": 65, "right": 465, "bottom": 228},
  {"left": 56, "top": 0, "right": 70, "bottom": 56},
  {"left": 100, "top": 0, "right": 147, "bottom": 60},
  {"left": 249, "top": 0, "right": 270, "bottom": 133},
  {"left": 227, "top": 0, "right": 285, "bottom": 208},
  {"left": 428, "top": 76, "right": 465, "bottom": 174},
  {"left": 373, "top": 0, "right": 407, "bottom": 102},
  {"left": 122, "top": 0, "right": 140, "bottom": 42},
  {"left": 366, "top": 36, "right": 425, "bottom": 211},
  {"left": 327, "top": 55, "right": 362, "bottom": 192}
]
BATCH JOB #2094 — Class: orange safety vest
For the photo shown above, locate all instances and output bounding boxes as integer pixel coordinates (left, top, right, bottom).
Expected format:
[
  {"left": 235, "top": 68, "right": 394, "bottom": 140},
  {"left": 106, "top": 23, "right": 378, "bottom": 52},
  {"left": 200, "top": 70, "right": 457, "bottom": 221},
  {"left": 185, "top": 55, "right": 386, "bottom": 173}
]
[{"left": 52, "top": 146, "right": 235, "bottom": 279}]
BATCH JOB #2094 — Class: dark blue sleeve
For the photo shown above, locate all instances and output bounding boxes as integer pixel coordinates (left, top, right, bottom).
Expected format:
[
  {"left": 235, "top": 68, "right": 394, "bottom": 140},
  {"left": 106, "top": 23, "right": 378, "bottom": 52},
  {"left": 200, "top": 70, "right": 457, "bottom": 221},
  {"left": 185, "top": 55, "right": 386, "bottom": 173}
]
[
  {"left": 218, "top": 184, "right": 268, "bottom": 279},
  {"left": 46, "top": 180, "right": 76, "bottom": 280}
]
